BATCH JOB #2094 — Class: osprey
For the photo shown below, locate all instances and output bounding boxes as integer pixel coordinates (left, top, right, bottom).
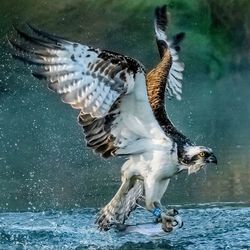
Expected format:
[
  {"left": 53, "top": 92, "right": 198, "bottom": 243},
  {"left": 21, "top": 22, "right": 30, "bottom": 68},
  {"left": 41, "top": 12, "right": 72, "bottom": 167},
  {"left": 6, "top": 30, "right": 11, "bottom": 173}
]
[{"left": 8, "top": 5, "right": 217, "bottom": 232}]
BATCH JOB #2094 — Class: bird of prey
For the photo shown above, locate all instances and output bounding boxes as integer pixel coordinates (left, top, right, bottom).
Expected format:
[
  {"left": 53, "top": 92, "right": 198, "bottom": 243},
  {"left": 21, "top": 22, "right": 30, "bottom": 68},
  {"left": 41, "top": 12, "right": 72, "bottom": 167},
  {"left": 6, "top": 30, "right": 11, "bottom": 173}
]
[{"left": 8, "top": 5, "right": 217, "bottom": 232}]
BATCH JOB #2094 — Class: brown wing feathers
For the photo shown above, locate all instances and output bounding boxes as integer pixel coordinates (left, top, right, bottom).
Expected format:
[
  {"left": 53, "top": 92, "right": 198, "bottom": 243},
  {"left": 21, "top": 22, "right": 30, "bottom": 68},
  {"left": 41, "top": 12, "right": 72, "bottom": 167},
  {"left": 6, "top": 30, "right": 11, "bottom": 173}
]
[
  {"left": 146, "top": 5, "right": 191, "bottom": 146},
  {"left": 147, "top": 5, "right": 172, "bottom": 114},
  {"left": 146, "top": 50, "right": 172, "bottom": 112}
]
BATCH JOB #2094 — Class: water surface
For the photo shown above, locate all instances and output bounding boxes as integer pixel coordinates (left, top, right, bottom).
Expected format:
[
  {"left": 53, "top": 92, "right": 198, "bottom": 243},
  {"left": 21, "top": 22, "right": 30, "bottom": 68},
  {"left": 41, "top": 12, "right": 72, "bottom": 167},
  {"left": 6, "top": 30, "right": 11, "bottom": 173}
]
[{"left": 1, "top": 203, "right": 249, "bottom": 249}]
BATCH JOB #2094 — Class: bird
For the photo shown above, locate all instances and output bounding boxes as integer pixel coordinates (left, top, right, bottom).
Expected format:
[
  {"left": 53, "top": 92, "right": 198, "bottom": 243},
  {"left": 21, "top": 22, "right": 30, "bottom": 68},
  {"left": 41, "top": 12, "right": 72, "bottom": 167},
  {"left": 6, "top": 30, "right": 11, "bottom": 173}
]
[{"left": 8, "top": 5, "right": 217, "bottom": 232}]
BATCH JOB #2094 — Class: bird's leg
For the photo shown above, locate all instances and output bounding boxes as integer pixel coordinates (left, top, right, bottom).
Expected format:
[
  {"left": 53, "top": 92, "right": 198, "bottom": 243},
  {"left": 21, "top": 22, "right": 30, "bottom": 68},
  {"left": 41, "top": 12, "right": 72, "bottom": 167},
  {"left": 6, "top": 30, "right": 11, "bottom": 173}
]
[
  {"left": 96, "top": 177, "right": 132, "bottom": 231},
  {"left": 152, "top": 202, "right": 181, "bottom": 232},
  {"left": 144, "top": 178, "right": 182, "bottom": 232},
  {"left": 96, "top": 158, "right": 144, "bottom": 231}
]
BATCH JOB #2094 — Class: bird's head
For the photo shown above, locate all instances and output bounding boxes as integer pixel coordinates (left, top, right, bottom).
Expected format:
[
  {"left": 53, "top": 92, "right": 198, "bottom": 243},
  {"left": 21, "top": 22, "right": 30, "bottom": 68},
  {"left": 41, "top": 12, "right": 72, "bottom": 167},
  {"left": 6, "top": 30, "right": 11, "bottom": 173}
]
[{"left": 179, "top": 146, "right": 217, "bottom": 174}]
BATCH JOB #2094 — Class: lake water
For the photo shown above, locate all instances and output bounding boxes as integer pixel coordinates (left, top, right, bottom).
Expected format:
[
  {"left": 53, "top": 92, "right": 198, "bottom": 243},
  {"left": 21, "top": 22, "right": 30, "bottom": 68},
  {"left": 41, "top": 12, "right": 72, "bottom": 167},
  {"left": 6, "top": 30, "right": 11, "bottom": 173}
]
[{"left": 1, "top": 203, "right": 250, "bottom": 249}]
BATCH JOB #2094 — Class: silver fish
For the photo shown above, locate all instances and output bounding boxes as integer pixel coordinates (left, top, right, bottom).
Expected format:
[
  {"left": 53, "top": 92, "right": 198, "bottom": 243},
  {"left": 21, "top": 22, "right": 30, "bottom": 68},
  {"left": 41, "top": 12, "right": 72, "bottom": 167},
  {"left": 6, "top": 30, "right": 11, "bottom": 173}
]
[{"left": 117, "top": 215, "right": 183, "bottom": 236}]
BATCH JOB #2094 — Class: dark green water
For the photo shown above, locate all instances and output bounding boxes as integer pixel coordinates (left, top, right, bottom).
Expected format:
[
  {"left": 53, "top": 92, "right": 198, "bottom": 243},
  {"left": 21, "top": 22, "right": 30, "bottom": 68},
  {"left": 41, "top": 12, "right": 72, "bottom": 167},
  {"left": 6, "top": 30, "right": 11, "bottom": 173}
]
[{"left": 0, "top": 0, "right": 250, "bottom": 248}]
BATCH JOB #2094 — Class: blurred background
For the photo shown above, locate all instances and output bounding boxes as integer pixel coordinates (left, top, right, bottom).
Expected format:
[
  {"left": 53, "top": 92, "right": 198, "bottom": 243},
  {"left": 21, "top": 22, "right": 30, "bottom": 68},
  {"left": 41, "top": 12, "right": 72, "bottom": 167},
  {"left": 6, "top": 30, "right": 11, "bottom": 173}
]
[{"left": 0, "top": 0, "right": 249, "bottom": 212}]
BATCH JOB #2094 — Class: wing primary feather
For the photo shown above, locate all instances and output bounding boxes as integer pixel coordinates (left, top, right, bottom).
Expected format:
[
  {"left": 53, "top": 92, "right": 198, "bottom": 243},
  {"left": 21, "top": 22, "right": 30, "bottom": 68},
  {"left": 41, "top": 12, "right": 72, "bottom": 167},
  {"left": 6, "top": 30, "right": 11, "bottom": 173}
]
[
  {"left": 172, "top": 32, "right": 185, "bottom": 47},
  {"left": 13, "top": 26, "right": 65, "bottom": 50},
  {"left": 155, "top": 5, "right": 167, "bottom": 33},
  {"left": 153, "top": 5, "right": 185, "bottom": 101},
  {"left": 26, "top": 23, "right": 70, "bottom": 44},
  {"left": 154, "top": 5, "right": 168, "bottom": 58},
  {"left": 11, "top": 53, "right": 46, "bottom": 66},
  {"left": 8, "top": 36, "right": 54, "bottom": 57}
]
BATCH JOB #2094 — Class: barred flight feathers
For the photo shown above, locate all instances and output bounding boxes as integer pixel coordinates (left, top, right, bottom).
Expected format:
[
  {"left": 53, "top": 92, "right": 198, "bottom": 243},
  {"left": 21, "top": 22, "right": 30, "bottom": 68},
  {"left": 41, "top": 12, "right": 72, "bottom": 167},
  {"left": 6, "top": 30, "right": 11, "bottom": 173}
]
[
  {"left": 154, "top": 5, "right": 185, "bottom": 101},
  {"left": 8, "top": 25, "right": 146, "bottom": 158}
]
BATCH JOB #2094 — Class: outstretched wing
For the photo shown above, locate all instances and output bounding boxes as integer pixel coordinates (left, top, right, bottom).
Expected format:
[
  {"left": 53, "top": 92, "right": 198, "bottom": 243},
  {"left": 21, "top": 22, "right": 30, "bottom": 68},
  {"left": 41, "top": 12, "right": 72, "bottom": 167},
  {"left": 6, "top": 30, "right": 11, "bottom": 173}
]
[
  {"left": 8, "top": 25, "right": 158, "bottom": 158},
  {"left": 153, "top": 5, "right": 185, "bottom": 101},
  {"left": 146, "top": 5, "right": 190, "bottom": 145}
]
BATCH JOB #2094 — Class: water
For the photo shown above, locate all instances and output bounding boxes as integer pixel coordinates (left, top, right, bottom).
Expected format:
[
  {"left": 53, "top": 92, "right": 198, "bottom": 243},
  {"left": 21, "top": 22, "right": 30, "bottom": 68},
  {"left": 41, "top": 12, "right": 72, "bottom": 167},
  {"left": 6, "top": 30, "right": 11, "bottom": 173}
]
[{"left": 0, "top": 203, "right": 249, "bottom": 249}]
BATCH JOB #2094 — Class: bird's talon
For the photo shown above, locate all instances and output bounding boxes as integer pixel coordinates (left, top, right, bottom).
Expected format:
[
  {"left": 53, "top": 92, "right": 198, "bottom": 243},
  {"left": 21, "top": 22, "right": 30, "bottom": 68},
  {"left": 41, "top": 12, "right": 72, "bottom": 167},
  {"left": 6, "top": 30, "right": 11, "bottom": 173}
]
[
  {"left": 173, "top": 208, "right": 179, "bottom": 216},
  {"left": 158, "top": 209, "right": 182, "bottom": 233},
  {"left": 172, "top": 219, "right": 178, "bottom": 227},
  {"left": 179, "top": 221, "right": 184, "bottom": 228}
]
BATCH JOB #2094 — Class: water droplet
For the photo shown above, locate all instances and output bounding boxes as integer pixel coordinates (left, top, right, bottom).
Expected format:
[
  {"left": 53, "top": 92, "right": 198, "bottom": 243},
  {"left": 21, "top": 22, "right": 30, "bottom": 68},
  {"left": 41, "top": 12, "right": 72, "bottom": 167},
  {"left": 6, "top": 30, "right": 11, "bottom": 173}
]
[{"left": 29, "top": 171, "right": 35, "bottom": 178}]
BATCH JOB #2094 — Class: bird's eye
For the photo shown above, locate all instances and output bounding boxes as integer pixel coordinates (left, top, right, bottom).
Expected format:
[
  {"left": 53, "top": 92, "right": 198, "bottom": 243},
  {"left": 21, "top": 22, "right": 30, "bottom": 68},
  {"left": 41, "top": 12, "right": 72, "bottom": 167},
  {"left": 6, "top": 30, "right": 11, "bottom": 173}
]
[{"left": 199, "top": 152, "right": 205, "bottom": 157}]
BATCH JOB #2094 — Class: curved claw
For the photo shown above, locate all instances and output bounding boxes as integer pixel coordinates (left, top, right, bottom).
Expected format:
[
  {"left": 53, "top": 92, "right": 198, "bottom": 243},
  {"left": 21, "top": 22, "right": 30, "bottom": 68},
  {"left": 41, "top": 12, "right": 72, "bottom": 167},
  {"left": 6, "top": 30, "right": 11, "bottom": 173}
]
[
  {"left": 173, "top": 215, "right": 183, "bottom": 229},
  {"left": 179, "top": 220, "right": 184, "bottom": 228},
  {"left": 173, "top": 208, "right": 179, "bottom": 216},
  {"left": 160, "top": 210, "right": 183, "bottom": 233},
  {"left": 172, "top": 219, "right": 178, "bottom": 227},
  {"left": 95, "top": 212, "right": 114, "bottom": 231}
]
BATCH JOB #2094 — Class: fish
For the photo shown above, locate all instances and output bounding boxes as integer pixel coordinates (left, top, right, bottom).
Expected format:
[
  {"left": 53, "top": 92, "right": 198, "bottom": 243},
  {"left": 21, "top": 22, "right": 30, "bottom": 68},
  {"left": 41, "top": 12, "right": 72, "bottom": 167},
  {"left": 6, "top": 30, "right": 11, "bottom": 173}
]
[{"left": 116, "top": 215, "right": 183, "bottom": 236}]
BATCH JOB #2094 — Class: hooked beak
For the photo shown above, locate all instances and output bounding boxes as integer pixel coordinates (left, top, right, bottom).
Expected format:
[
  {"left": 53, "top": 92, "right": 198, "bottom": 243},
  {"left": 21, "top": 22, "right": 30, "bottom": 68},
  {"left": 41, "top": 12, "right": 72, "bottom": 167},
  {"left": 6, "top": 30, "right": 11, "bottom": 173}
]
[{"left": 206, "top": 154, "right": 217, "bottom": 164}]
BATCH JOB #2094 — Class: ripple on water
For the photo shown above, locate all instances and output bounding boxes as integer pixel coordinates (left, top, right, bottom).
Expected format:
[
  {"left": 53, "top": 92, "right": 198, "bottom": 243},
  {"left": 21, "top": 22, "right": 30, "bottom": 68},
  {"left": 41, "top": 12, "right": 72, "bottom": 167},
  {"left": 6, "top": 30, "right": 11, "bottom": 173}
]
[{"left": 0, "top": 204, "right": 250, "bottom": 250}]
